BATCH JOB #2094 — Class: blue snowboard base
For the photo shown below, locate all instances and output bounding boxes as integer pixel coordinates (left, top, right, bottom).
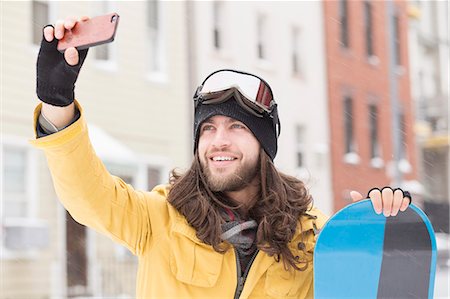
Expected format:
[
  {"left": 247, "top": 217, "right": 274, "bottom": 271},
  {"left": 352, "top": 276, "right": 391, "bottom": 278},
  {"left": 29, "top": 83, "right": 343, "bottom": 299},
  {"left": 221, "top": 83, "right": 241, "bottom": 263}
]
[{"left": 314, "top": 200, "right": 437, "bottom": 299}]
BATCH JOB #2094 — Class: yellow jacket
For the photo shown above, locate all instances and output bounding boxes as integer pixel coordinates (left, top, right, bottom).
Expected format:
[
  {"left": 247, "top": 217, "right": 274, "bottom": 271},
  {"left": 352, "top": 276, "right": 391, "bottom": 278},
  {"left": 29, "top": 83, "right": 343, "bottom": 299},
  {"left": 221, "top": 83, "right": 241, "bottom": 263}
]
[{"left": 30, "top": 102, "right": 328, "bottom": 298}]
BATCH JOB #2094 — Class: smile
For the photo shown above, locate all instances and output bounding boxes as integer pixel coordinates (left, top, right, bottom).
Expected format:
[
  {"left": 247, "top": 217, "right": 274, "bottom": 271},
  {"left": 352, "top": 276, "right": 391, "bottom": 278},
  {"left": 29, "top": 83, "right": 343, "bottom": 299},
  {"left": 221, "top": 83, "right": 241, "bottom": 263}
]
[{"left": 211, "top": 156, "right": 237, "bottom": 161}]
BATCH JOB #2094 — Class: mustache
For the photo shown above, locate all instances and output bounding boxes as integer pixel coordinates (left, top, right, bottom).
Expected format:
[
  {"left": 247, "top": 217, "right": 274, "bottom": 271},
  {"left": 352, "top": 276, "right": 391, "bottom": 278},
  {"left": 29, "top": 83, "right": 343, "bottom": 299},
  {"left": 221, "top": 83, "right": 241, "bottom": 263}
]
[{"left": 206, "top": 149, "right": 241, "bottom": 156}]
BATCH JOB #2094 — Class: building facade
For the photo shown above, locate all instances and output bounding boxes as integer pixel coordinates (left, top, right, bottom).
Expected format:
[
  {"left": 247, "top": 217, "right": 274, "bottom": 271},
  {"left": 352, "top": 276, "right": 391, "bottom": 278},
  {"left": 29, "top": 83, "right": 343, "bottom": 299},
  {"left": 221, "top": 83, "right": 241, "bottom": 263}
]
[
  {"left": 1, "top": 1, "right": 190, "bottom": 298},
  {"left": 188, "top": 0, "right": 334, "bottom": 215},
  {"left": 323, "top": 0, "right": 418, "bottom": 210}
]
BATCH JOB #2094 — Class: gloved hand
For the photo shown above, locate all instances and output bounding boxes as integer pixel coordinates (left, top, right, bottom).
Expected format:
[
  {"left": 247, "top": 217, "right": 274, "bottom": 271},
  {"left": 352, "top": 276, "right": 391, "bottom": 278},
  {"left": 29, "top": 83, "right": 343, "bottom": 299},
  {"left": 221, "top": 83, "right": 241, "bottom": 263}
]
[
  {"left": 36, "top": 25, "right": 88, "bottom": 107},
  {"left": 366, "top": 187, "right": 412, "bottom": 205},
  {"left": 350, "top": 187, "right": 412, "bottom": 217}
]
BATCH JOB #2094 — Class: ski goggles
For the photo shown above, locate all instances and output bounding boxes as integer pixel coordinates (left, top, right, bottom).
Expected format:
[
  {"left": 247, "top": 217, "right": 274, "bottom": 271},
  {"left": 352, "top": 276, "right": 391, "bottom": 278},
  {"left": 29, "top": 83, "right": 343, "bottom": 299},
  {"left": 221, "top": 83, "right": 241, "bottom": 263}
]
[{"left": 193, "top": 69, "right": 277, "bottom": 118}]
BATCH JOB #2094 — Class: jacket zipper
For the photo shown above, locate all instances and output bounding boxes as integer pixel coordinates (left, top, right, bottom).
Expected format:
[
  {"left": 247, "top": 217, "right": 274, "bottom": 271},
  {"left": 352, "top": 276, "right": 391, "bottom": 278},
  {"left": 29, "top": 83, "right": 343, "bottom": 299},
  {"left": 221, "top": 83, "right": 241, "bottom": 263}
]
[{"left": 233, "top": 249, "right": 259, "bottom": 299}]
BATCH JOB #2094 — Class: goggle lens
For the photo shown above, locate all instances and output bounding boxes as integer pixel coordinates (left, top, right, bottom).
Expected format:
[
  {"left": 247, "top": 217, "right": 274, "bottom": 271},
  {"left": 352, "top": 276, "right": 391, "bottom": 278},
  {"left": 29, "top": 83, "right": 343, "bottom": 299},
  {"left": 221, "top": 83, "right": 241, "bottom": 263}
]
[{"left": 196, "top": 70, "right": 275, "bottom": 115}]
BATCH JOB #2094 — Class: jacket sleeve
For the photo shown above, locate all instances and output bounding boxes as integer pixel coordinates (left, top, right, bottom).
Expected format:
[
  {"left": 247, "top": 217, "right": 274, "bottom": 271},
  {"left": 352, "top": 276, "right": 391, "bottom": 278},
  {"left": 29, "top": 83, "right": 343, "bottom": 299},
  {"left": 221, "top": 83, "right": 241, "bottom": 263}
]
[
  {"left": 30, "top": 101, "right": 151, "bottom": 255},
  {"left": 37, "top": 107, "right": 81, "bottom": 137}
]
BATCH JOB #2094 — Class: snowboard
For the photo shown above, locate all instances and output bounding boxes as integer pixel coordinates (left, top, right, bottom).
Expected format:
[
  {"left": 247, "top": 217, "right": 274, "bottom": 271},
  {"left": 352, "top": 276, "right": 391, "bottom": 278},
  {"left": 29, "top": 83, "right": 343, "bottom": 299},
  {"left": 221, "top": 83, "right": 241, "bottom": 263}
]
[{"left": 314, "top": 199, "right": 437, "bottom": 299}]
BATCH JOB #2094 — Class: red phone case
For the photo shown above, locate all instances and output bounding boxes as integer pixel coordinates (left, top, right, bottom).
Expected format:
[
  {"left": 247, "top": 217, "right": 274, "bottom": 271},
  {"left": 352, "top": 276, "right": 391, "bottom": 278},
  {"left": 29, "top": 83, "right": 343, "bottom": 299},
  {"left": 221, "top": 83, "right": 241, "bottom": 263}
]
[{"left": 57, "top": 13, "right": 120, "bottom": 52}]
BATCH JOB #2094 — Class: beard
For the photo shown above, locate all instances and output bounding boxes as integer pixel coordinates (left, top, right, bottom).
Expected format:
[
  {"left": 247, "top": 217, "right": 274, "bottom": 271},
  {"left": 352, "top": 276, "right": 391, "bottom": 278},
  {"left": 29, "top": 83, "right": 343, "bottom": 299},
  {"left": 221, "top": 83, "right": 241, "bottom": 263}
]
[{"left": 201, "top": 156, "right": 260, "bottom": 192}]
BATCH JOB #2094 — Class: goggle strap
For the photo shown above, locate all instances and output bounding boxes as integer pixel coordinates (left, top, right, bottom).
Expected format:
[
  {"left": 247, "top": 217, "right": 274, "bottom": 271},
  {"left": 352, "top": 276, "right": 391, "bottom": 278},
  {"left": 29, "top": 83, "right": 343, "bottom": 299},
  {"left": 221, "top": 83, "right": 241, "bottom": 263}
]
[{"left": 270, "top": 103, "right": 281, "bottom": 137}]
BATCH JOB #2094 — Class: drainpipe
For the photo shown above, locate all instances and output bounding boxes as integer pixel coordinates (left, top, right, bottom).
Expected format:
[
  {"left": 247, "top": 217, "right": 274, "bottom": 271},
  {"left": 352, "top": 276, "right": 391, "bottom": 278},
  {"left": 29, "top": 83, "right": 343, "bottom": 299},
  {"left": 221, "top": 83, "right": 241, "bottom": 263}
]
[{"left": 386, "top": 0, "right": 403, "bottom": 187}]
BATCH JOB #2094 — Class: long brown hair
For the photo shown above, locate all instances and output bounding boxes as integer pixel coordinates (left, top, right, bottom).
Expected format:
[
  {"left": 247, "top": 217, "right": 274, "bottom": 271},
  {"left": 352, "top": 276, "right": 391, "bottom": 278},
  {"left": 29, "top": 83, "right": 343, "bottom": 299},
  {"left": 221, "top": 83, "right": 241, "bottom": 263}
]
[{"left": 167, "top": 149, "right": 313, "bottom": 270}]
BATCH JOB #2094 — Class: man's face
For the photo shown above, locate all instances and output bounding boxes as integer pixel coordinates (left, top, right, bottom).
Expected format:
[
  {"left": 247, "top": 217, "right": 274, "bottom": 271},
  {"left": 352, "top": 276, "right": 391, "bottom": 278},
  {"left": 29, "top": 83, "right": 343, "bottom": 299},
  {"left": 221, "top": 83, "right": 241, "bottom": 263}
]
[{"left": 198, "top": 115, "right": 261, "bottom": 192}]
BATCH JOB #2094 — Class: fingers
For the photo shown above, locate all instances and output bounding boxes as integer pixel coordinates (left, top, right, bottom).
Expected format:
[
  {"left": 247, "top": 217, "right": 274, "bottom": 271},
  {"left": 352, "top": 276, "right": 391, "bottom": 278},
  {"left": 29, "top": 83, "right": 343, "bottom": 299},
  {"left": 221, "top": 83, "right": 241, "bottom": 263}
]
[
  {"left": 390, "top": 189, "right": 404, "bottom": 216},
  {"left": 64, "top": 47, "right": 79, "bottom": 66},
  {"left": 53, "top": 16, "right": 87, "bottom": 40},
  {"left": 381, "top": 187, "right": 394, "bottom": 217},
  {"left": 367, "top": 187, "right": 411, "bottom": 217},
  {"left": 46, "top": 16, "right": 85, "bottom": 65},
  {"left": 399, "top": 197, "right": 410, "bottom": 212},
  {"left": 64, "top": 16, "right": 77, "bottom": 30},
  {"left": 43, "top": 26, "right": 54, "bottom": 42},
  {"left": 54, "top": 20, "right": 65, "bottom": 39},
  {"left": 369, "top": 188, "right": 383, "bottom": 215},
  {"left": 350, "top": 191, "right": 363, "bottom": 202}
]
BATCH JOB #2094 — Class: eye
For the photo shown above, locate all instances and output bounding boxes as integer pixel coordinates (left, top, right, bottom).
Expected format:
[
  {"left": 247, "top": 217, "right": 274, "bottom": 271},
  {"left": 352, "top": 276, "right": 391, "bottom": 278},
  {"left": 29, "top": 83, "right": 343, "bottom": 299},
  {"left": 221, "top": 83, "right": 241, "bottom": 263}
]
[
  {"left": 231, "top": 123, "right": 246, "bottom": 129},
  {"left": 201, "top": 124, "right": 214, "bottom": 131}
]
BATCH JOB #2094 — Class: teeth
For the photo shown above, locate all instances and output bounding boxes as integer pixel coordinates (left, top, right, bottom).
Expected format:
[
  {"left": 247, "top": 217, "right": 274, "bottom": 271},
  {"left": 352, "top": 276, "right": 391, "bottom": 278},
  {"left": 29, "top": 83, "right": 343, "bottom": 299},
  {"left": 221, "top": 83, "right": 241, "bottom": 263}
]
[{"left": 212, "top": 156, "right": 235, "bottom": 161}]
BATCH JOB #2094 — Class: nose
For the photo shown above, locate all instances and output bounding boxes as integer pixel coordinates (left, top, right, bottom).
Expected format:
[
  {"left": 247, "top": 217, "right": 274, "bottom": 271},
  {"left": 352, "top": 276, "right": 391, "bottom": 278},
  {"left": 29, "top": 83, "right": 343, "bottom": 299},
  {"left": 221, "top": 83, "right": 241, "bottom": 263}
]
[{"left": 211, "top": 126, "right": 231, "bottom": 149}]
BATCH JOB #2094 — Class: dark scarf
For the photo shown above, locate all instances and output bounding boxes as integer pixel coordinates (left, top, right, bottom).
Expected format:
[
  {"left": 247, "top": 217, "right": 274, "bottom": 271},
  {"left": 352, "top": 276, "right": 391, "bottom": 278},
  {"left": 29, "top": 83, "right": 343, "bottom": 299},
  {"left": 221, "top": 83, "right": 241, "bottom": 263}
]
[{"left": 220, "top": 208, "right": 258, "bottom": 274}]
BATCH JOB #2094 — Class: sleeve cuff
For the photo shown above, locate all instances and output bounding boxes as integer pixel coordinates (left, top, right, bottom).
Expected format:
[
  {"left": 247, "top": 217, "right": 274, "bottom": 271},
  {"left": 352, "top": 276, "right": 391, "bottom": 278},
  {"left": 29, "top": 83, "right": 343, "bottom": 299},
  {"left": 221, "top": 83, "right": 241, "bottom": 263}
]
[{"left": 35, "top": 104, "right": 81, "bottom": 138}]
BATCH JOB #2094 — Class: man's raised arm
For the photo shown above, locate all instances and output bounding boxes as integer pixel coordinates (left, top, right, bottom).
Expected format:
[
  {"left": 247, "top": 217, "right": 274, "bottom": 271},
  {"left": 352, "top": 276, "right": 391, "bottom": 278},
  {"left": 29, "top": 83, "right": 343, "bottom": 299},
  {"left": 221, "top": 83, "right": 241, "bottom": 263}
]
[{"left": 31, "top": 16, "right": 154, "bottom": 256}]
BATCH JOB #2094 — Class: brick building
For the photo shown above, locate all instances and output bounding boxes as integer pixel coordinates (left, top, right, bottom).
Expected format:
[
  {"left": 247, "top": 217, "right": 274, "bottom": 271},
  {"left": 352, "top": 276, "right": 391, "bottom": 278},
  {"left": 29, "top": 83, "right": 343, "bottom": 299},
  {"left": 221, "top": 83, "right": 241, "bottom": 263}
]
[{"left": 323, "top": 0, "right": 418, "bottom": 210}]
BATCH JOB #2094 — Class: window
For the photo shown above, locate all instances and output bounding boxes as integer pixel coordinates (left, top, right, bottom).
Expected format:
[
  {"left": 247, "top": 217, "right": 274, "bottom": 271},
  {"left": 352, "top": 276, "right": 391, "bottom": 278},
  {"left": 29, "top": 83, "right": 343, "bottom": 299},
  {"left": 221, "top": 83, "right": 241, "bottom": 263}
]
[
  {"left": 257, "top": 14, "right": 267, "bottom": 60},
  {"left": 32, "top": 0, "right": 49, "bottom": 45},
  {"left": 343, "top": 96, "right": 354, "bottom": 154},
  {"left": 3, "top": 147, "right": 28, "bottom": 218},
  {"left": 295, "top": 125, "right": 306, "bottom": 168},
  {"left": 339, "top": 0, "right": 350, "bottom": 48},
  {"left": 1, "top": 143, "right": 37, "bottom": 220},
  {"left": 213, "top": 1, "right": 223, "bottom": 50},
  {"left": 1, "top": 141, "right": 43, "bottom": 257},
  {"left": 147, "top": 167, "right": 162, "bottom": 189},
  {"left": 393, "top": 14, "right": 401, "bottom": 65},
  {"left": 291, "top": 27, "right": 301, "bottom": 75},
  {"left": 364, "top": 1, "right": 374, "bottom": 57},
  {"left": 369, "top": 104, "right": 380, "bottom": 158},
  {"left": 95, "top": 45, "right": 110, "bottom": 61},
  {"left": 147, "top": 0, "right": 161, "bottom": 72},
  {"left": 94, "top": 1, "right": 114, "bottom": 62}
]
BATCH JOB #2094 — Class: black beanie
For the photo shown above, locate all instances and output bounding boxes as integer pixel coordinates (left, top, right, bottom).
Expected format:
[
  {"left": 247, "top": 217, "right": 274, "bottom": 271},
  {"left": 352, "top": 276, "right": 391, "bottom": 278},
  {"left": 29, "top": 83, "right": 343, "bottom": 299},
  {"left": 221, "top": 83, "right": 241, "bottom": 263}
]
[{"left": 194, "top": 97, "right": 279, "bottom": 160}]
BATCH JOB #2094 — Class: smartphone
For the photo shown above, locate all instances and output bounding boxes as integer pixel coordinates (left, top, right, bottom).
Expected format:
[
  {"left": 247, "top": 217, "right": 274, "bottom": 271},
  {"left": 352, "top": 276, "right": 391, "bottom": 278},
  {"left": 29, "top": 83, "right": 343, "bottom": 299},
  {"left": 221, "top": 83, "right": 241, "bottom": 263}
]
[{"left": 57, "top": 13, "right": 120, "bottom": 53}]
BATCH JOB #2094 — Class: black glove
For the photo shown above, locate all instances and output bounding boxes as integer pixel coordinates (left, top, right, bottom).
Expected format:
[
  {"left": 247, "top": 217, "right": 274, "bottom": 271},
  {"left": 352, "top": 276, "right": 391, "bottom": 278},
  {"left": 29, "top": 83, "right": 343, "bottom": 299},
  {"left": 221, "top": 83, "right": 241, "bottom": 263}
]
[{"left": 36, "top": 25, "right": 88, "bottom": 107}]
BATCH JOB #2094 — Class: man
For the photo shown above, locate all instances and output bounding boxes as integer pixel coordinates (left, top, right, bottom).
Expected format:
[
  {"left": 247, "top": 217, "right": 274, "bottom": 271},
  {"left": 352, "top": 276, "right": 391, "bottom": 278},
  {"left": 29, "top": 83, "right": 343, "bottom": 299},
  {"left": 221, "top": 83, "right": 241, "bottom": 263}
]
[{"left": 31, "top": 17, "right": 411, "bottom": 298}]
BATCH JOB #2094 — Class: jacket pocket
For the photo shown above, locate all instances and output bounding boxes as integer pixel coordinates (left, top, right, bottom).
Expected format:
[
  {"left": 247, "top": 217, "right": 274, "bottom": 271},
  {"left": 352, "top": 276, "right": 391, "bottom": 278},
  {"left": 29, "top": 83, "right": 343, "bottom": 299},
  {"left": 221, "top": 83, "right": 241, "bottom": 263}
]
[
  {"left": 169, "top": 234, "right": 223, "bottom": 288},
  {"left": 264, "top": 263, "right": 301, "bottom": 298}
]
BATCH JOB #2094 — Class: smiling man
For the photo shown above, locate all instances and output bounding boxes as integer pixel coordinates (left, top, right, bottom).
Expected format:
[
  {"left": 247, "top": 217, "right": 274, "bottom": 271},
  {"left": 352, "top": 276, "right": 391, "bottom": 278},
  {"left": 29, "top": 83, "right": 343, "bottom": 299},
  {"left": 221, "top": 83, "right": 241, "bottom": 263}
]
[
  {"left": 31, "top": 17, "right": 412, "bottom": 299},
  {"left": 199, "top": 116, "right": 260, "bottom": 193}
]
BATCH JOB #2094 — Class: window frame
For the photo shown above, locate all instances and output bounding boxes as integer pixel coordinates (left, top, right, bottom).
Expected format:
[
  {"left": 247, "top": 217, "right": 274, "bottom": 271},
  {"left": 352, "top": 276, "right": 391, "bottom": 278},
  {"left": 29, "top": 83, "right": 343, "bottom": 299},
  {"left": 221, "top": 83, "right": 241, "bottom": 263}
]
[
  {"left": 1, "top": 136, "right": 40, "bottom": 259},
  {"left": 146, "top": 0, "right": 167, "bottom": 82}
]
